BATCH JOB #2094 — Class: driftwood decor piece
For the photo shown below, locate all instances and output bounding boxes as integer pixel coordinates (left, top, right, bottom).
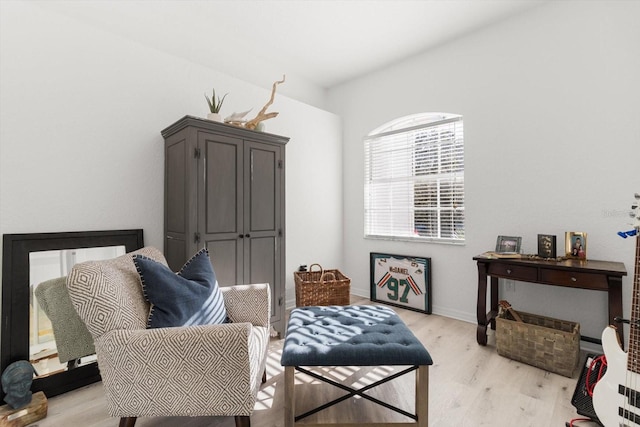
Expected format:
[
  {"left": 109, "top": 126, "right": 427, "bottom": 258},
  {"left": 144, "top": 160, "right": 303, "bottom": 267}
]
[{"left": 244, "top": 75, "right": 285, "bottom": 130}]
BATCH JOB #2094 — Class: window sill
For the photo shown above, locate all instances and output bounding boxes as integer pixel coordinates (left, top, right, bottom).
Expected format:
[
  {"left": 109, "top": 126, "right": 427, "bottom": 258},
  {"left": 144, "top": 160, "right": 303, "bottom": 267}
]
[{"left": 364, "top": 235, "right": 465, "bottom": 245}]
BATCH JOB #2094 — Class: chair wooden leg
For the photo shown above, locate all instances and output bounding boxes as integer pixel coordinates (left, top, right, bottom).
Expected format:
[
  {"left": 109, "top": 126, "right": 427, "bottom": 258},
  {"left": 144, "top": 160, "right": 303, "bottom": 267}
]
[
  {"left": 235, "top": 415, "right": 250, "bottom": 427},
  {"left": 119, "top": 417, "right": 137, "bottom": 427},
  {"left": 262, "top": 369, "right": 267, "bottom": 384}
]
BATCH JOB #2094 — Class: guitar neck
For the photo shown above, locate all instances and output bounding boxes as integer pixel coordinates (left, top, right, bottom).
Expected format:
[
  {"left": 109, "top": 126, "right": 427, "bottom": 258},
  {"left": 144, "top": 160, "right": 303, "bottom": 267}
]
[{"left": 628, "top": 234, "right": 640, "bottom": 374}]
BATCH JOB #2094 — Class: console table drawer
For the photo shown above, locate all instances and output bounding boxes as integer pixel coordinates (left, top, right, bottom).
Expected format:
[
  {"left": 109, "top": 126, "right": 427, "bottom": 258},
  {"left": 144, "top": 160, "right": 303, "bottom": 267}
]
[
  {"left": 540, "top": 269, "right": 608, "bottom": 290},
  {"left": 487, "top": 264, "right": 537, "bottom": 281}
]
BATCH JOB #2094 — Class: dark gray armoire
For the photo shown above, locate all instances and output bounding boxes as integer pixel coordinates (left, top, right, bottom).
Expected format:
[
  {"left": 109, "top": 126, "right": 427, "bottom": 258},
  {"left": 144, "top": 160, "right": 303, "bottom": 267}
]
[{"left": 161, "top": 116, "right": 288, "bottom": 335}]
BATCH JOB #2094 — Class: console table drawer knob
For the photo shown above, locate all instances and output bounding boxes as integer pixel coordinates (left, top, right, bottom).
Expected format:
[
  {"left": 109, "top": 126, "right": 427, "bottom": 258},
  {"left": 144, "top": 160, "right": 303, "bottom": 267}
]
[
  {"left": 506, "top": 269, "right": 512, "bottom": 274},
  {"left": 571, "top": 277, "right": 577, "bottom": 282}
]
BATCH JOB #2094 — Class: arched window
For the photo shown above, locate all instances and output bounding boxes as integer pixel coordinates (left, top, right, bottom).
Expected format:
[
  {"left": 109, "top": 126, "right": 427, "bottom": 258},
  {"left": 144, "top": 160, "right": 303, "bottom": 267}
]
[{"left": 364, "top": 113, "right": 464, "bottom": 243}]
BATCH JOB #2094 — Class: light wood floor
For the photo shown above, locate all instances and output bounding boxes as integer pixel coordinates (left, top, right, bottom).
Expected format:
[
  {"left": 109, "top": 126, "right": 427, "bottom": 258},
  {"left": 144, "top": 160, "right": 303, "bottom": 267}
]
[{"left": 30, "top": 298, "right": 600, "bottom": 427}]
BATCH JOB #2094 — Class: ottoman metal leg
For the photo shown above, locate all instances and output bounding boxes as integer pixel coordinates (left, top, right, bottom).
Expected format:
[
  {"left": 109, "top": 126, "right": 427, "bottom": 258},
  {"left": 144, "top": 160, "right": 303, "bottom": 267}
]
[
  {"left": 284, "top": 366, "right": 295, "bottom": 427},
  {"left": 283, "top": 365, "right": 429, "bottom": 426}
]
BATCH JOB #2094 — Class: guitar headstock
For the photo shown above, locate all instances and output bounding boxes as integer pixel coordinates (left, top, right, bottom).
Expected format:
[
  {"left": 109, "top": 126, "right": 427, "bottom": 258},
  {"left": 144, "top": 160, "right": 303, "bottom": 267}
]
[
  {"left": 498, "top": 300, "right": 512, "bottom": 310},
  {"left": 633, "top": 193, "right": 640, "bottom": 230},
  {"left": 618, "top": 192, "right": 640, "bottom": 238}
]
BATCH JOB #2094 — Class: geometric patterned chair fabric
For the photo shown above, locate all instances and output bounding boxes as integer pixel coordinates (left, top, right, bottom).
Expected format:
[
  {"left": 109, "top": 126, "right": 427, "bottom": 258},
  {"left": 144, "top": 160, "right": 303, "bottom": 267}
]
[{"left": 66, "top": 247, "right": 270, "bottom": 427}]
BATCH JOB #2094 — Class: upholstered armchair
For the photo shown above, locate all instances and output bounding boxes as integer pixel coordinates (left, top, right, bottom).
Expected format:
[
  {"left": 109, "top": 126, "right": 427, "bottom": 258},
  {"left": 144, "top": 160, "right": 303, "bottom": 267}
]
[{"left": 66, "top": 247, "right": 270, "bottom": 427}]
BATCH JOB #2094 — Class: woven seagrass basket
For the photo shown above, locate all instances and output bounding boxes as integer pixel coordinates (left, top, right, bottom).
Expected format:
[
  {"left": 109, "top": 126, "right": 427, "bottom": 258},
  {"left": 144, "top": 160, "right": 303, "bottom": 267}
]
[
  {"left": 496, "top": 309, "right": 580, "bottom": 378},
  {"left": 294, "top": 263, "right": 350, "bottom": 307}
]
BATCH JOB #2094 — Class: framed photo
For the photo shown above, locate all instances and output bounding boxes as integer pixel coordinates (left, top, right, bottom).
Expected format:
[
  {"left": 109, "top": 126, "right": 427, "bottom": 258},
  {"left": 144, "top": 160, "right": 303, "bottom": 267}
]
[
  {"left": 565, "top": 232, "right": 587, "bottom": 259},
  {"left": 537, "top": 234, "right": 557, "bottom": 258},
  {"left": 495, "top": 236, "right": 522, "bottom": 254},
  {"left": 370, "top": 253, "right": 431, "bottom": 314}
]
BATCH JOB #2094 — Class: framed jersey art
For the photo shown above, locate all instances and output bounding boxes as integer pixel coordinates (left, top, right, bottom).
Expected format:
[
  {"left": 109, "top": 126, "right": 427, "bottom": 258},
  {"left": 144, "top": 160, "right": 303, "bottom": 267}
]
[{"left": 370, "top": 253, "right": 431, "bottom": 314}]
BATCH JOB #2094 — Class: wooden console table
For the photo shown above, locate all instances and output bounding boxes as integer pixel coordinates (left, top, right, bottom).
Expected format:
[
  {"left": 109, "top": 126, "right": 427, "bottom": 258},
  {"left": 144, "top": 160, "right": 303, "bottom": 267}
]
[{"left": 474, "top": 254, "right": 627, "bottom": 348}]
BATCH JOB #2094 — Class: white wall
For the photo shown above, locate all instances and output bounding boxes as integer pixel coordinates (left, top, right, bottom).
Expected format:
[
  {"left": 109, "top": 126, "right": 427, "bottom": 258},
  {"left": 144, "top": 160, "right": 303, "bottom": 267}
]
[
  {"left": 328, "top": 0, "right": 640, "bottom": 344},
  {"left": 0, "top": 1, "right": 343, "bottom": 306}
]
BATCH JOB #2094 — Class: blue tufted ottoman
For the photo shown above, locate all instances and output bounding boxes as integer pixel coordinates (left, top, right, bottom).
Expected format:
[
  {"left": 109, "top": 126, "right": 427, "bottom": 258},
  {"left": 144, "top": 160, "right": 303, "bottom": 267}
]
[{"left": 280, "top": 305, "right": 433, "bottom": 426}]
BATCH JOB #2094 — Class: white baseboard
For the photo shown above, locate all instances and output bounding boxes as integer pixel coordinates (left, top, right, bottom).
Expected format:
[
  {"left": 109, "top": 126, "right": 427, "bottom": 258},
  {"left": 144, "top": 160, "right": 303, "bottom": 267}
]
[{"left": 430, "top": 305, "right": 476, "bottom": 324}]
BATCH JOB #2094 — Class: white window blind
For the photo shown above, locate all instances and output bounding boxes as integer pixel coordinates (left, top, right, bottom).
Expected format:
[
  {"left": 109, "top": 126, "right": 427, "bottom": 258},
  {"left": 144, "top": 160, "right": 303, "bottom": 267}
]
[{"left": 364, "top": 114, "right": 464, "bottom": 243}]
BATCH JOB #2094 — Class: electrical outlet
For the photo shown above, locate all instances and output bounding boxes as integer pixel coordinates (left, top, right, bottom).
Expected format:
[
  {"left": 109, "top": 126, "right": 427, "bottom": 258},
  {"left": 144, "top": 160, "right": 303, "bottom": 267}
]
[{"left": 505, "top": 280, "right": 515, "bottom": 292}]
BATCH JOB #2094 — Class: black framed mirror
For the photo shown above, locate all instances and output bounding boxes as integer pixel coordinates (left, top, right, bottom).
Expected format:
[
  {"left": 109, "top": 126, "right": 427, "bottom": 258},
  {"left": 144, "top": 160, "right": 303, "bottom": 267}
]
[{"left": 1, "top": 229, "right": 144, "bottom": 400}]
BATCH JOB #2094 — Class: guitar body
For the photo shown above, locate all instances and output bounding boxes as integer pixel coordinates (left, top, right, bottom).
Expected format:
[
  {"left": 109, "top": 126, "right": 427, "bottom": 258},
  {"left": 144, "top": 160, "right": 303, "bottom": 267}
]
[
  {"left": 594, "top": 193, "right": 640, "bottom": 426},
  {"left": 593, "top": 326, "right": 640, "bottom": 426}
]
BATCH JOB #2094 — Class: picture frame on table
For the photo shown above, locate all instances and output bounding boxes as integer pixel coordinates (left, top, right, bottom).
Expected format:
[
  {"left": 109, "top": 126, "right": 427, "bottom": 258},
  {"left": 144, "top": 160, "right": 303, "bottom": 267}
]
[
  {"left": 495, "top": 236, "right": 522, "bottom": 254},
  {"left": 565, "top": 231, "right": 587, "bottom": 259},
  {"left": 537, "top": 234, "right": 557, "bottom": 258}
]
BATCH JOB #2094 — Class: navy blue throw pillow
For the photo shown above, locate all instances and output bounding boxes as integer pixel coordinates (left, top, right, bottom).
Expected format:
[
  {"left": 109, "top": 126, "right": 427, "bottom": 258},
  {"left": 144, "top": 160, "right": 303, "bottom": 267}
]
[{"left": 133, "top": 249, "right": 227, "bottom": 328}]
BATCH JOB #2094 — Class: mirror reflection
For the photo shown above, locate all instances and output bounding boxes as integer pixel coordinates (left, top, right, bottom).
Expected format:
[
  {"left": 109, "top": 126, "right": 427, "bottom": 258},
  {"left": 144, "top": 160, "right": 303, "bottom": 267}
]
[{"left": 29, "top": 246, "right": 125, "bottom": 377}]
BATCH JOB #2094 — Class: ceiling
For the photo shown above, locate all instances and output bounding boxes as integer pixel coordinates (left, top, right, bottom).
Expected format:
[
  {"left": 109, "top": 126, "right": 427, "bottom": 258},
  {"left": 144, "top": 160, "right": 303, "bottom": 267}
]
[{"left": 34, "top": 1, "right": 548, "bottom": 94}]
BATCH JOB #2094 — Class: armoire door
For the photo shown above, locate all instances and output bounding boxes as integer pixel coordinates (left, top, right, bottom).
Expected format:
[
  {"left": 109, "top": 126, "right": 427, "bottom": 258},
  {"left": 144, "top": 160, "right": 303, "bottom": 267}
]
[
  {"left": 164, "top": 128, "right": 198, "bottom": 272},
  {"left": 199, "top": 131, "right": 244, "bottom": 287},
  {"left": 243, "top": 140, "right": 283, "bottom": 323}
]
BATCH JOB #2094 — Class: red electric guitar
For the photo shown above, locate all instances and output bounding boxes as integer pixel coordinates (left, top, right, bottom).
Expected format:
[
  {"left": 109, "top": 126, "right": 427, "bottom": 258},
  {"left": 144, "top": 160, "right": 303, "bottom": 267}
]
[{"left": 593, "top": 194, "right": 640, "bottom": 426}]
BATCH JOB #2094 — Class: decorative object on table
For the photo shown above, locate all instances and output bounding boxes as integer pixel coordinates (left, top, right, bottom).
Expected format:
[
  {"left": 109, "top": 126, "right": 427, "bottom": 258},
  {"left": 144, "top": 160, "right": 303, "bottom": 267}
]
[
  {"left": 519, "top": 253, "right": 567, "bottom": 261},
  {"left": 593, "top": 192, "right": 640, "bottom": 426},
  {"left": 224, "top": 108, "right": 252, "bottom": 126},
  {"left": 1, "top": 360, "right": 35, "bottom": 409},
  {"left": 244, "top": 75, "right": 285, "bottom": 130},
  {"left": 294, "top": 263, "right": 350, "bottom": 307},
  {"left": 479, "top": 251, "right": 567, "bottom": 261},
  {"left": 496, "top": 305, "right": 580, "bottom": 378},
  {"left": 370, "top": 253, "right": 431, "bottom": 314},
  {"left": 537, "top": 234, "right": 557, "bottom": 258},
  {"left": 565, "top": 231, "right": 587, "bottom": 259},
  {"left": 0, "top": 391, "right": 47, "bottom": 427},
  {"left": 478, "top": 251, "right": 522, "bottom": 259},
  {"left": 204, "top": 87, "right": 228, "bottom": 122},
  {"left": 495, "top": 235, "right": 522, "bottom": 254}
]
